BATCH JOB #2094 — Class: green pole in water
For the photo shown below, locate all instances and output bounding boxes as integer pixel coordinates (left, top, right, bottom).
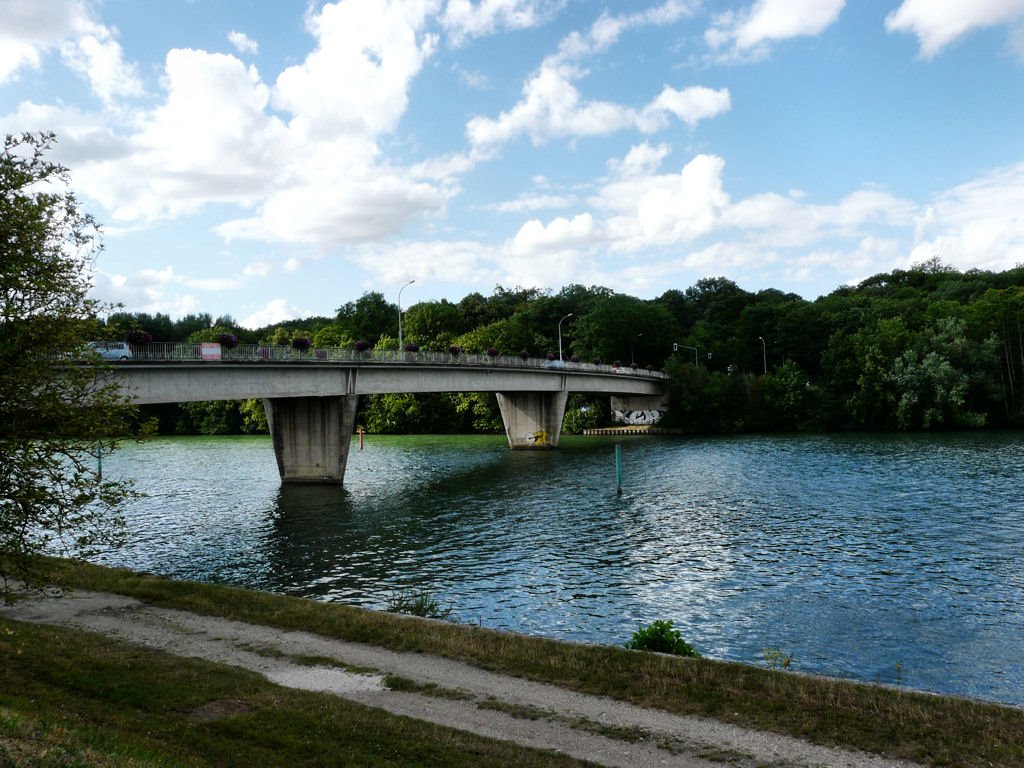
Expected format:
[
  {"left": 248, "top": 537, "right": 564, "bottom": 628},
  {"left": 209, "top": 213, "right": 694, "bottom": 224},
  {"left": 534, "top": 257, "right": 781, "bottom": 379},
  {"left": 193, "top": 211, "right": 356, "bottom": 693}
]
[{"left": 615, "top": 443, "right": 622, "bottom": 496}]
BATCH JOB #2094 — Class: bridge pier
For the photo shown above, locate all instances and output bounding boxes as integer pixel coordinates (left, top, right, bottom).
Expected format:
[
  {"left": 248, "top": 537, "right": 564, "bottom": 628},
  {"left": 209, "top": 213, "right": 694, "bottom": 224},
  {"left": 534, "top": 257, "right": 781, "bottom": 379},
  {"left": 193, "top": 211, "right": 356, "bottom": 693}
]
[
  {"left": 496, "top": 391, "right": 569, "bottom": 449},
  {"left": 263, "top": 396, "right": 357, "bottom": 484}
]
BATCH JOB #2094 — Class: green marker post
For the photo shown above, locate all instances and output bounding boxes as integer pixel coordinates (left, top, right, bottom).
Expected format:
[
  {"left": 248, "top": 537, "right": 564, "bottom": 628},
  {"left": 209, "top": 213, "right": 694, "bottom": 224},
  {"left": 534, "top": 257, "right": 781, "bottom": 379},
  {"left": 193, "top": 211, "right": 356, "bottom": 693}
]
[{"left": 615, "top": 443, "right": 622, "bottom": 496}]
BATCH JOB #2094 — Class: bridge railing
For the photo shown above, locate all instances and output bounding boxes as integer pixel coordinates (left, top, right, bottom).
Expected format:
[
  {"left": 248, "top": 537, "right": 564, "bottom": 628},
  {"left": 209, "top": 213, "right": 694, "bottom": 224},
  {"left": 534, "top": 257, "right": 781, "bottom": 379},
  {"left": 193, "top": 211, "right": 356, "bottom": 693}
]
[{"left": 123, "top": 343, "right": 668, "bottom": 379}]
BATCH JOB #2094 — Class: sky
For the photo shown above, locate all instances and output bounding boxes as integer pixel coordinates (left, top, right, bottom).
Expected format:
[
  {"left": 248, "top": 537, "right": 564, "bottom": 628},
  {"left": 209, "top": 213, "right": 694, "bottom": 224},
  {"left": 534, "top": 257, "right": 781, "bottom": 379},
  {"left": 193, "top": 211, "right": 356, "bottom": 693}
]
[{"left": 3, "top": 0, "right": 1024, "bottom": 328}]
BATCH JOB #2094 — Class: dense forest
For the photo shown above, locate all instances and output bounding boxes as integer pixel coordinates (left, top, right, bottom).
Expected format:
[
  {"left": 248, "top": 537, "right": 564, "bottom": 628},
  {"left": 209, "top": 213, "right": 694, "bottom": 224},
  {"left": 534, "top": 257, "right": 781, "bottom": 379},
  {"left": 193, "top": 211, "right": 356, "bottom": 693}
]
[{"left": 104, "top": 258, "right": 1024, "bottom": 436}]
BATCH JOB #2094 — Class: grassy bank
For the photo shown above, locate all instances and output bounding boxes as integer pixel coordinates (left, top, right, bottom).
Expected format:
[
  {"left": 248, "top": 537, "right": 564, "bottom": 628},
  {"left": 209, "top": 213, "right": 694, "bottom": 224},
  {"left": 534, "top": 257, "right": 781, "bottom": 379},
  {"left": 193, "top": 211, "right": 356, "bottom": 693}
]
[{"left": 6, "top": 559, "right": 1024, "bottom": 767}]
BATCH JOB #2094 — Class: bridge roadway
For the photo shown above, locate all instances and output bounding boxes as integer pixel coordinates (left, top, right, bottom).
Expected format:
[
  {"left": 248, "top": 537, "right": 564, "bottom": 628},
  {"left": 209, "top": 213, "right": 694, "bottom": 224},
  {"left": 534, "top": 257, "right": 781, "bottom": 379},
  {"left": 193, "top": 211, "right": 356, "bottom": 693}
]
[{"left": 104, "top": 349, "right": 667, "bottom": 485}]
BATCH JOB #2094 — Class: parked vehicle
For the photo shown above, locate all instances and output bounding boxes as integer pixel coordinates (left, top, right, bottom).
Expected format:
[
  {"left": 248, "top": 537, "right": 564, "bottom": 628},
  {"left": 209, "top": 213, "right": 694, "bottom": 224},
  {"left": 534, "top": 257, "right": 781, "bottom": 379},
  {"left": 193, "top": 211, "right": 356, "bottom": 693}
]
[{"left": 87, "top": 341, "right": 132, "bottom": 360}]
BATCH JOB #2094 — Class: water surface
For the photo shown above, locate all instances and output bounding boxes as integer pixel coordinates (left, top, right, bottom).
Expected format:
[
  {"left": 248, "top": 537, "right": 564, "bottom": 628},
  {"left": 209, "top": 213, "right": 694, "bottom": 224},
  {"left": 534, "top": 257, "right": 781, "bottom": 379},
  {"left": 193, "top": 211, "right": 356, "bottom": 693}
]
[{"left": 95, "top": 431, "right": 1024, "bottom": 706}]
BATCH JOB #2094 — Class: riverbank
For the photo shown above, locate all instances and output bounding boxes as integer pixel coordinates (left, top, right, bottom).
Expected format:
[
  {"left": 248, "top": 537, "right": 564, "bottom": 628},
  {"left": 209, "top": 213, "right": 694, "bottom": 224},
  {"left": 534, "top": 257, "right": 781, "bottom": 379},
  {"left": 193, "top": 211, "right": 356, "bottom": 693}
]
[{"left": 2, "top": 561, "right": 1021, "bottom": 767}]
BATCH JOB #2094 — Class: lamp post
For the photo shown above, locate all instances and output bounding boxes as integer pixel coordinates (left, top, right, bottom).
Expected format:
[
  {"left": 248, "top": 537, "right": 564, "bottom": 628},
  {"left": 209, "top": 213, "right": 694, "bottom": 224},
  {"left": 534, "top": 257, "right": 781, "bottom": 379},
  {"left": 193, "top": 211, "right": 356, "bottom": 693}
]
[
  {"left": 397, "top": 279, "right": 415, "bottom": 353},
  {"left": 630, "top": 333, "right": 643, "bottom": 365},
  {"left": 758, "top": 335, "right": 767, "bottom": 375},
  {"left": 558, "top": 312, "right": 573, "bottom": 361}
]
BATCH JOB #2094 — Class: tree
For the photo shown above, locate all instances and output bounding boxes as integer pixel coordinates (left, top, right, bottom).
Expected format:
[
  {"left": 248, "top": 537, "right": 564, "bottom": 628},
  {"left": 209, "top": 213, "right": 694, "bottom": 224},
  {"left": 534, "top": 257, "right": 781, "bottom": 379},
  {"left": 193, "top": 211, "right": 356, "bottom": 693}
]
[
  {"left": 336, "top": 291, "right": 397, "bottom": 343},
  {"left": 1, "top": 132, "right": 138, "bottom": 600}
]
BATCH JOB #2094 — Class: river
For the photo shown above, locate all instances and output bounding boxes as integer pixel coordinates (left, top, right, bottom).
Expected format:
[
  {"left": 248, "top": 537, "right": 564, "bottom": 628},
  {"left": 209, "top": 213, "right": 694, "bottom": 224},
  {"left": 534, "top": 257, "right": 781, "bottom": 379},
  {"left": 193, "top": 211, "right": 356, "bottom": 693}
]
[{"left": 93, "top": 431, "right": 1024, "bottom": 707}]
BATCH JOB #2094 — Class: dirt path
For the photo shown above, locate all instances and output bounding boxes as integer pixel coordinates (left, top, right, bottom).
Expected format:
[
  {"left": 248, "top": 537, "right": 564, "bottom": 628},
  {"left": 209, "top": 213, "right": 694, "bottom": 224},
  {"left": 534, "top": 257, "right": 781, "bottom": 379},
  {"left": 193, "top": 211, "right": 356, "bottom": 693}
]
[{"left": 2, "top": 590, "right": 924, "bottom": 768}]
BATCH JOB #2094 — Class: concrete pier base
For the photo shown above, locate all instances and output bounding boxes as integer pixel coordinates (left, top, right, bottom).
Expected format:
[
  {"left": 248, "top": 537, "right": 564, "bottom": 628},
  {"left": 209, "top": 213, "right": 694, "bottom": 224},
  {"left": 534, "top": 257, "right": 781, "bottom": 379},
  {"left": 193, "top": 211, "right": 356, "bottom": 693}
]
[
  {"left": 263, "top": 396, "right": 357, "bottom": 484},
  {"left": 496, "top": 391, "right": 569, "bottom": 449}
]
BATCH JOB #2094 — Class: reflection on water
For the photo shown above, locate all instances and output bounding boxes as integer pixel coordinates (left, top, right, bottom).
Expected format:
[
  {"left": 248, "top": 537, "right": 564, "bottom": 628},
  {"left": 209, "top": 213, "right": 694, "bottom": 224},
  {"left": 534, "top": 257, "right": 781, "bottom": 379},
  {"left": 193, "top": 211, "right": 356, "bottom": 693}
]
[{"left": 95, "top": 431, "right": 1024, "bottom": 706}]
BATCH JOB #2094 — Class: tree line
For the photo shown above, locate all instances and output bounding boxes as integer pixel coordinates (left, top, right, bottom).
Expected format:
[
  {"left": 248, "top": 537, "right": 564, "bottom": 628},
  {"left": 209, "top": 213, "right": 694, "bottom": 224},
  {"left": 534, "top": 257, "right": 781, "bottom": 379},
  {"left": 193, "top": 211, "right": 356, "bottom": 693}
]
[{"left": 106, "top": 258, "right": 1024, "bottom": 436}]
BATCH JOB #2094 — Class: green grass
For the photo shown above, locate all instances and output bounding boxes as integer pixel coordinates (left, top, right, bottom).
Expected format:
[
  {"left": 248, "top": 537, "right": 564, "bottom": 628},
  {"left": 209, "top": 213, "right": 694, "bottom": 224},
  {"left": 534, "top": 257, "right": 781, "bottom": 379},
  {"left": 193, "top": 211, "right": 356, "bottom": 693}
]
[
  {"left": 23, "top": 558, "right": 1024, "bottom": 768},
  {"left": 0, "top": 617, "right": 593, "bottom": 767}
]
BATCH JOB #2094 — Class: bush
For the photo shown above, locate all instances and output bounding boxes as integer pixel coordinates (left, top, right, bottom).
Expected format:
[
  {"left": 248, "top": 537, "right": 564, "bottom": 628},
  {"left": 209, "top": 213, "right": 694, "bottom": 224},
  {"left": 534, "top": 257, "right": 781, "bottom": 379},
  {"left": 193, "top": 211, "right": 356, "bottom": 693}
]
[
  {"left": 291, "top": 337, "right": 311, "bottom": 352},
  {"left": 217, "top": 332, "right": 238, "bottom": 349},
  {"left": 624, "top": 620, "right": 700, "bottom": 657},
  {"left": 385, "top": 591, "right": 453, "bottom": 621}
]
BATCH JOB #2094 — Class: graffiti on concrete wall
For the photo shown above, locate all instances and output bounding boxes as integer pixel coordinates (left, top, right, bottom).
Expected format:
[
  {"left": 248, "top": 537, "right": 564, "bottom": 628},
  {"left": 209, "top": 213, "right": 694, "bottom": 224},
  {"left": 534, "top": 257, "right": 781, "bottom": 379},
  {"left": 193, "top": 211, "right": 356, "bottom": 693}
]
[
  {"left": 528, "top": 430, "right": 549, "bottom": 445},
  {"left": 614, "top": 410, "right": 663, "bottom": 426}
]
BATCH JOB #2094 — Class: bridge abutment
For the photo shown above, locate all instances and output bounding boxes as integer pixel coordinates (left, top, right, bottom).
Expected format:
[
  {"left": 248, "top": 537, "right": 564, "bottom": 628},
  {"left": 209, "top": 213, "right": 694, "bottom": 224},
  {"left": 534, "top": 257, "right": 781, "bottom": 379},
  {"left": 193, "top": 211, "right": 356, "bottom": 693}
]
[
  {"left": 264, "top": 396, "right": 357, "bottom": 484},
  {"left": 496, "top": 391, "right": 569, "bottom": 449}
]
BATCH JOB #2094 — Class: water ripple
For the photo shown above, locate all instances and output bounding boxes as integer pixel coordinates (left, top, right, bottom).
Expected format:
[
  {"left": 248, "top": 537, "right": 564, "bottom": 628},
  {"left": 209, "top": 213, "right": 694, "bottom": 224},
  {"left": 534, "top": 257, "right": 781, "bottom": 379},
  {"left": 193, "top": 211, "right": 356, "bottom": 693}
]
[{"left": 94, "top": 431, "right": 1024, "bottom": 706}]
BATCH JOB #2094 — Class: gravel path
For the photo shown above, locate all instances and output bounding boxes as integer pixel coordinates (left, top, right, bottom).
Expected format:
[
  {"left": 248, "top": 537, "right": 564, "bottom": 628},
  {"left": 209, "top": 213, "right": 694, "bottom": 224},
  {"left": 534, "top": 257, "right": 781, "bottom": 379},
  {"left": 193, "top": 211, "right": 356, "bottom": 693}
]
[{"left": 2, "top": 590, "right": 924, "bottom": 768}]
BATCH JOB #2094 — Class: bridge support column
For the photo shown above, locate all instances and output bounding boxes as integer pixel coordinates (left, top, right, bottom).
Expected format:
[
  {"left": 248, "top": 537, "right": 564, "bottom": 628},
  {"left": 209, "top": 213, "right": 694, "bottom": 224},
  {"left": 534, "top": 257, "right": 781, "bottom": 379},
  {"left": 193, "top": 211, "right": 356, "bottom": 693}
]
[
  {"left": 263, "top": 396, "right": 357, "bottom": 484},
  {"left": 496, "top": 391, "right": 568, "bottom": 449}
]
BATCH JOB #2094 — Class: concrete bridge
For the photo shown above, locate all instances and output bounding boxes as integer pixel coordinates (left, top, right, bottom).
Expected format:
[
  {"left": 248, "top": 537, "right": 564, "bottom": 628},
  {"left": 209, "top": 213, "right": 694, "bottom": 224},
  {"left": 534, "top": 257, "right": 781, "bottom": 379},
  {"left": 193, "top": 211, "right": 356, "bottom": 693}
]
[{"left": 102, "top": 343, "right": 668, "bottom": 485}]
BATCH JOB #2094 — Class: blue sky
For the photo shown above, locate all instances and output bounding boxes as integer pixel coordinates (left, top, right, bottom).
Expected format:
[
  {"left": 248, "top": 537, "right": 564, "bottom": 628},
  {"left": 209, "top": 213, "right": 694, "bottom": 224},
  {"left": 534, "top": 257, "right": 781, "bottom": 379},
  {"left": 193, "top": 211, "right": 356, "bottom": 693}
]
[{"left": 3, "top": 0, "right": 1024, "bottom": 327}]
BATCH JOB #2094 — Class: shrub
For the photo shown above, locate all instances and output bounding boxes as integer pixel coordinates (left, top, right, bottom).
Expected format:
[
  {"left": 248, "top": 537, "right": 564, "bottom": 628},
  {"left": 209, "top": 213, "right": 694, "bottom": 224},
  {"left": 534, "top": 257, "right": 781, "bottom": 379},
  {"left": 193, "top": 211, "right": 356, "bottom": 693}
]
[
  {"left": 385, "top": 591, "right": 453, "bottom": 621},
  {"left": 624, "top": 620, "right": 700, "bottom": 657},
  {"left": 217, "top": 332, "right": 238, "bottom": 349},
  {"left": 291, "top": 337, "right": 311, "bottom": 352}
]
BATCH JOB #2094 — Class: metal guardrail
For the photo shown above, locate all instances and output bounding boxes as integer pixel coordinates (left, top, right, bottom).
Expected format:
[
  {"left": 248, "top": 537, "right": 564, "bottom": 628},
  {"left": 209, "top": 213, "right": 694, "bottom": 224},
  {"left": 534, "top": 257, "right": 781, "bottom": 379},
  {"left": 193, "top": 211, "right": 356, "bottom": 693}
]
[{"left": 120, "top": 342, "right": 669, "bottom": 379}]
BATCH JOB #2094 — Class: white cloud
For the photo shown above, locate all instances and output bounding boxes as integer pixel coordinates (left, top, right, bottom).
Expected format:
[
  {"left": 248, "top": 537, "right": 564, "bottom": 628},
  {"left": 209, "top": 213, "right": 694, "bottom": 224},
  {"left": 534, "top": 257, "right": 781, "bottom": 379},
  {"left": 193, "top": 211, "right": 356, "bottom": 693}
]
[
  {"left": 91, "top": 265, "right": 228, "bottom": 319},
  {"left": 441, "top": 0, "right": 565, "bottom": 46},
  {"left": 0, "top": 0, "right": 142, "bottom": 101},
  {"left": 243, "top": 261, "right": 273, "bottom": 278},
  {"left": 466, "top": 2, "right": 712, "bottom": 149},
  {"left": 82, "top": 48, "right": 284, "bottom": 223},
  {"left": 17, "top": 2, "right": 455, "bottom": 248},
  {"left": 60, "top": 26, "right": 143, "bottom": 102},
  {"left": 228, "top": 31, "right": 259, "bottom": 55},
  {"left": 594, "top": 151, "right": 730, "bottom": 248},
  {"left": 885, "top": 0, "right": 1024, "bottom": 59},
  {"left": 908, "top": 162, "right": 1024, "bottom": 270},
  {"left": 351, "top": 240, "right": 494, "bottom": 285},
  {"left": 640, "top": 85, "right": 732, "bottom": 129},
  {"left": 0, "top": 0, "right": 91, "bottom": 82},
  {"left": 272, "top": 0, "right": 438, "bottom": 137},
  {"left": 487, "top": 193, "right": 575, "bottom": 212},
  {"left": 242, "top": 298, "right": 309, "bottom": 329},
  {"left": 706, "top": 0, "right": 845, "bottom": 60},
  {"left": 467, "top": 63, "right": 729, "bottom": 147},
  {"left": 510, "top": 212, "right": 598, "bottom": 254}
]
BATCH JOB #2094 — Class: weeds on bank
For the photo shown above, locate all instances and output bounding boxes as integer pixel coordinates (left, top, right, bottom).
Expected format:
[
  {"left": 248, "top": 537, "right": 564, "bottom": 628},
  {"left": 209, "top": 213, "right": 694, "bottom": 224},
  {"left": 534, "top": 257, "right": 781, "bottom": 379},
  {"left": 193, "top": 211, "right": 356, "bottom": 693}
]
[
  {"left": 42, "top": 558, "right": 1024, "bottom": 768},
  {"left": 762, "top": 647, "right": 793, "bottom": 670},
  {"left": 385, "top": 591, "right": 454, "bottom": 621}
]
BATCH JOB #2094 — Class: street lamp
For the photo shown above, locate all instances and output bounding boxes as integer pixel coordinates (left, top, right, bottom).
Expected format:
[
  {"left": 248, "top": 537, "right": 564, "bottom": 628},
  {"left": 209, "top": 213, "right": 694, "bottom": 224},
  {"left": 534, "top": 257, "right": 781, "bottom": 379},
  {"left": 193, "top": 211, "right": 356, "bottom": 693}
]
[
  {"left": 630, "top": 333, "right": 643, "bottom": 365},
  {"left": 558, "top": 312, "right": 573, "bottom": 361},
  {"left": 758, "top": 336, "right": 767, "bottom": 375},
  {"left": 397, "top": 279, "right": 415, "bottom": 352}
]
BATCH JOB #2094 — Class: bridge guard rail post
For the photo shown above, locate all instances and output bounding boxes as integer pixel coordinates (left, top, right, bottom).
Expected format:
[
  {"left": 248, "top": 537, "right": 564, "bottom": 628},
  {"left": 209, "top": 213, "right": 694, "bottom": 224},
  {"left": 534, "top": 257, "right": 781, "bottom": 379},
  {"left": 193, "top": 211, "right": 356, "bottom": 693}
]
[
  {"left": 263, "top": 395, "right": 358, "bottom": 484},
  {"left": 496, "top": 391, "right": 569, "bottom": 449}
]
